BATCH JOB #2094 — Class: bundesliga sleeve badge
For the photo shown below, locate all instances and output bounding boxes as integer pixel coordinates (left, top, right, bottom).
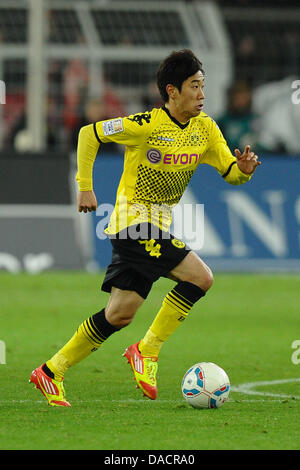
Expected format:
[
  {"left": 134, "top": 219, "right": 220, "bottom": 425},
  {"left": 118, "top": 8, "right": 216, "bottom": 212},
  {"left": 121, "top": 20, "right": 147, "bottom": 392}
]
[{"left": 102, "top": 118, "right": 124, "bottom": 136}]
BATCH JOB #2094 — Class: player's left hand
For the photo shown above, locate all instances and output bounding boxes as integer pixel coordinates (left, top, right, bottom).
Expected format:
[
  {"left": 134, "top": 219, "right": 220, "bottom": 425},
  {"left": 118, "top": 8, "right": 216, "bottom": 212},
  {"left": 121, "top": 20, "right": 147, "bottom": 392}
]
[
  {"left": 78, "top": 190, "right": 98, "bottom": 213},
  {"left": 235, "top": 145, "right": 262, "bottom": 175}
]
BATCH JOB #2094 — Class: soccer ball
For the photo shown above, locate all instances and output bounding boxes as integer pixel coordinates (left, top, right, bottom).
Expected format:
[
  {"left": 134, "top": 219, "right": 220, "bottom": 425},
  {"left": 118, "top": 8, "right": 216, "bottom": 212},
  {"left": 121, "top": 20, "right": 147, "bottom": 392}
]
[{"left": 181, "top": 362, "right": 230, "bottom": 409}]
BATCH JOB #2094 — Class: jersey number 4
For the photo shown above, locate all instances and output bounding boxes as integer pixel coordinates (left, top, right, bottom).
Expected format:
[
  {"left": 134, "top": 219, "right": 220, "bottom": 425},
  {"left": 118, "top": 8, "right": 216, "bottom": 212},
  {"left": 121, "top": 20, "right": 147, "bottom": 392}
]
[{"left": 138, "top": 239, "right": 162, "bottom": 258}]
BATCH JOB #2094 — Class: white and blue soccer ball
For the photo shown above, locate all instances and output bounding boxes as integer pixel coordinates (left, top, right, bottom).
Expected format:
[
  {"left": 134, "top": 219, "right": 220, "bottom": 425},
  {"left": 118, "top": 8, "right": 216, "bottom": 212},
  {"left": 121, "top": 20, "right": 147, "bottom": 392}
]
[{"left": 182, "top": 362, "right": 230, "bottom": 409}]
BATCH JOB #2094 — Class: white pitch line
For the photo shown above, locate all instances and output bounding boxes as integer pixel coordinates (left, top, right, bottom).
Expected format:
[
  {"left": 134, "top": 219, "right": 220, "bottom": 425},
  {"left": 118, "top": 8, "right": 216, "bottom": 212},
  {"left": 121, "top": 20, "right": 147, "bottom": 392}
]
[{"left": 231, "top": 378, "right": 300, "bottom": 400}]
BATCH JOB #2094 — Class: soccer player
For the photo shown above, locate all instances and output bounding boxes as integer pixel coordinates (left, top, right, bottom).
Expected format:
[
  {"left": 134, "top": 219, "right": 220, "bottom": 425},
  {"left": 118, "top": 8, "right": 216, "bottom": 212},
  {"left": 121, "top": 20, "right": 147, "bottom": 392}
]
[{"left": 30, "top": 49, "right": 261, "bottom": 407}]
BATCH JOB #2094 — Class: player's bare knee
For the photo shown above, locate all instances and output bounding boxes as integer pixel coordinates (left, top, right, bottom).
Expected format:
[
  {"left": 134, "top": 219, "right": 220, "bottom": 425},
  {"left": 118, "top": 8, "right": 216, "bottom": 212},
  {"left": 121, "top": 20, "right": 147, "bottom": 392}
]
[
  {"left": 105, "top": 306, "right": 135, "bottom": 328},
  {"left": 105, "top": 289, "right": 143, "bottom": 328},
  {"left": 201, "top": 269, "right": 214, "bottom": 291},
  {"left": 188, "top": 267, "right": 214, "bottom": 292},
  {"left": 105, "top": 299, "right": 140, "bottom": 328},
  {"left": 112, "top": 315, "right": 134, "bottom": 328}
]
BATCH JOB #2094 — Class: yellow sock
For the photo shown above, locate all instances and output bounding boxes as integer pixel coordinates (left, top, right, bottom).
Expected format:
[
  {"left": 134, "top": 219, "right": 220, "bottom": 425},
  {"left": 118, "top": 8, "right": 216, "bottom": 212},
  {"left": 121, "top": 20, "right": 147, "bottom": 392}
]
[
  {"left": 139, "top": 329, "right": 164, "bottom": 357},
  {"left": 140, "top": 282, "right": 206, "bottom": 357},
  {"left": 139, "top": 287, "right": 193, "bottom": 357},
  {"left": 46, "top": 309, "right": 119, "bottom": 381},
  {"left": 46, "top": 322, "right": 99, "bottom": 381}
]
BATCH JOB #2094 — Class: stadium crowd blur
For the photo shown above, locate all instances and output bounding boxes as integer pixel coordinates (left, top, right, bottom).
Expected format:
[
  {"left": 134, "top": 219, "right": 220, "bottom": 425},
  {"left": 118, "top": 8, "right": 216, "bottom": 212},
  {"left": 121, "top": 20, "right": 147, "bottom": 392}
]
[{"left": 1, "top": 0, "right": 300, "bottom": 156}]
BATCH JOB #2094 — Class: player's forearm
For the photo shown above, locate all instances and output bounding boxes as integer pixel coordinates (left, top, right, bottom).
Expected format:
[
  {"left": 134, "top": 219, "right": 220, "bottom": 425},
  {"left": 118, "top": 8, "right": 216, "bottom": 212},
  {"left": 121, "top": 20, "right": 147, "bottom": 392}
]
[
  {"left": 76, "top": 124, "right": 100, "bottom": 191},
  {"left": 203, "top": 144, "right": 253, "bottom": 186},
  {"left": 223, "top": 161, "right": 252, "bottom": 185}
]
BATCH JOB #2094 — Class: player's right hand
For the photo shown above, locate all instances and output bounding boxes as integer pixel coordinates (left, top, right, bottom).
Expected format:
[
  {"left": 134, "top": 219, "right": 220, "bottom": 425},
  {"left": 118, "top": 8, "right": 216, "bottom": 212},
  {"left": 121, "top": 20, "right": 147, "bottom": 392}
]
[{"left": 78, "top": 190, "right": 98, "bottom": 213}]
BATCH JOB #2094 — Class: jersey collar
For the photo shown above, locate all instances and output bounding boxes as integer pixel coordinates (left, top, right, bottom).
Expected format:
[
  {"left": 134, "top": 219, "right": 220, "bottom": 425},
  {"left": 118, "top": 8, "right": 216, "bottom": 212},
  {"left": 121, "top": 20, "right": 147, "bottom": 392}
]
[{"left": 162, "top": 105, "right": 190, "bottom": 130}]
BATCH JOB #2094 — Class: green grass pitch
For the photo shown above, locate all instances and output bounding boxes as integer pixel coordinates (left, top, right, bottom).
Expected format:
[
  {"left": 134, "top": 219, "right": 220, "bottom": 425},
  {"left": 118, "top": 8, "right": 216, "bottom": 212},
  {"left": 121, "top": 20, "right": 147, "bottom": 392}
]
[{"left": 0, "top": 272, "right": 299, "bottom": 450}]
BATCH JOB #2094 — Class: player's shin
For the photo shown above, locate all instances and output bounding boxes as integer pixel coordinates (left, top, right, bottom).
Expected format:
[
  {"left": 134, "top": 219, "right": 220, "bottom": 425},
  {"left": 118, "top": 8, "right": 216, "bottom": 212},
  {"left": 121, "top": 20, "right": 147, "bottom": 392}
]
[
  {"left": 139, "top": 281, "right": 206, "bottom": 357},
  {"left": 44, "top": 308, "right": 120, "bottom": 381}
]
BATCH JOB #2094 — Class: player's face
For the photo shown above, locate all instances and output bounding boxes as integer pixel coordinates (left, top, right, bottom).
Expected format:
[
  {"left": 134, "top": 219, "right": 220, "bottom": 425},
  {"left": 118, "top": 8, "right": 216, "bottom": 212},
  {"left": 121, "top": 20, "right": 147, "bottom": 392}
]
[{"left": 177, "top": 71, "right": 205, "bottom": 119}]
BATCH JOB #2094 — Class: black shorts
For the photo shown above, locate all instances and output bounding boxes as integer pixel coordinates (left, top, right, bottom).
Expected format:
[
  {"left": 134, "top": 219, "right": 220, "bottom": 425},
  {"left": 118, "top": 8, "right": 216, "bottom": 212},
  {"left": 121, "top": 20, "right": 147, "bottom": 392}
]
[{"left": 101, "top": 223, "right": 190, "bottom": 299}]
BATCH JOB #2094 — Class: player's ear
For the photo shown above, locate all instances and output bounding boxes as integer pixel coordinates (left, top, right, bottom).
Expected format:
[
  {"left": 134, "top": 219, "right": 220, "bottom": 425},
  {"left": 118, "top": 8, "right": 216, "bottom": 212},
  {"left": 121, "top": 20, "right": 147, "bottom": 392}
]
[{"left": 166, "top": 84, "right": 178, "bottom": 101}]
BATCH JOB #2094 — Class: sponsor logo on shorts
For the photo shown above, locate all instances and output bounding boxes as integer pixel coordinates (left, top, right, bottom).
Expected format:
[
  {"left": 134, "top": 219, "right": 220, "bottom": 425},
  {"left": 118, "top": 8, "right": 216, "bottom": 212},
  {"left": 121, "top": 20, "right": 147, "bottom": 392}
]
[
  {"left": 146, "top": 148, "right": 162, "bottom": 164},
  {"left": 171, "top": 239, "right": 186, "bottom": 249}
]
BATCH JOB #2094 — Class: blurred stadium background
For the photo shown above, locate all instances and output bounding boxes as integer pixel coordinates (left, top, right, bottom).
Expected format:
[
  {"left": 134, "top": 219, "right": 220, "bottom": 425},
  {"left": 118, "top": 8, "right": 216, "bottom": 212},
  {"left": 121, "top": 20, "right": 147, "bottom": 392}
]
[{"left": 0, "top": 0, "right": 300, "bottom": 274}]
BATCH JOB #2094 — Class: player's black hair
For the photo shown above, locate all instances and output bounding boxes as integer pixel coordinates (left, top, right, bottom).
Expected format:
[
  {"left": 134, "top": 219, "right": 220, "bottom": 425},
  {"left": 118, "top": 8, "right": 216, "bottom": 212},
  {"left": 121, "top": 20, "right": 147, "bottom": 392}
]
[{"left": 156, "top": 49, "right": 204, "bottom": 103}]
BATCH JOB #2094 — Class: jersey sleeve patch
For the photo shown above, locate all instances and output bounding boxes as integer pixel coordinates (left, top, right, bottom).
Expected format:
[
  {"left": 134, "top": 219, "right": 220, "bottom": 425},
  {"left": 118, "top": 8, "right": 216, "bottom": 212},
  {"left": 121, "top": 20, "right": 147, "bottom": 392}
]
[{"left": 102, "top": 118, "right": 124, "bottom": 136}]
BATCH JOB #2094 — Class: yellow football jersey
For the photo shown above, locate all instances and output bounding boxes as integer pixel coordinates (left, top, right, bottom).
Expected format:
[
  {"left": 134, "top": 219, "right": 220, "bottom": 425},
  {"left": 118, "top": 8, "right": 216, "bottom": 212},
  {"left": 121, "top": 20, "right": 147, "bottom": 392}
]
[{"left": 76, "top": 106, "right": 251, "bottom": 233}]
